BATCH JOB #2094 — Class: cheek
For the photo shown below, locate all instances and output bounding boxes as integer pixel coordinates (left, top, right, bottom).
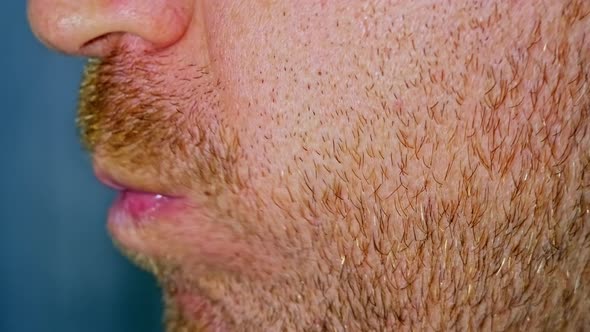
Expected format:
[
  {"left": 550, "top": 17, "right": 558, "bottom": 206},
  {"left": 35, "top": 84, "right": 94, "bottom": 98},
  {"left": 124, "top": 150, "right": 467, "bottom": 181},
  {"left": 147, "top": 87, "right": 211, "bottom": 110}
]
[
  {"left": 196, "top": 0, "right": 590, "bottom": 228},
  {"left": 203, "top": 1, "right": 363, "bottom": 180}
]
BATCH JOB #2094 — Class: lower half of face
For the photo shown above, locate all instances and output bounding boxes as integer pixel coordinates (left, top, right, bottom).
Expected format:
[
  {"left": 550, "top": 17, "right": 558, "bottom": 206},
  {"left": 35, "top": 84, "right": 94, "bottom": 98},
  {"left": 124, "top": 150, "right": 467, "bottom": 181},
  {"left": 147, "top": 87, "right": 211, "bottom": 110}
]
[{"left": 78, "top": 0, "right": 590, "bottom": 330}]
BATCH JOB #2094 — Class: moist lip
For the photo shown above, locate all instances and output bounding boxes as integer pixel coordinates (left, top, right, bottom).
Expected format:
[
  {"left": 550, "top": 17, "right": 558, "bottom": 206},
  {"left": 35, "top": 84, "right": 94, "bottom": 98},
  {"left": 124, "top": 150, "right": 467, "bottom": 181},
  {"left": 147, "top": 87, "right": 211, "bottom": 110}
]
[
  {"left": 114, "top": 190, "right": 172, "bottom": 220},
  {"left": 95, "top": 168, "right": 183, "bottom": 220}
]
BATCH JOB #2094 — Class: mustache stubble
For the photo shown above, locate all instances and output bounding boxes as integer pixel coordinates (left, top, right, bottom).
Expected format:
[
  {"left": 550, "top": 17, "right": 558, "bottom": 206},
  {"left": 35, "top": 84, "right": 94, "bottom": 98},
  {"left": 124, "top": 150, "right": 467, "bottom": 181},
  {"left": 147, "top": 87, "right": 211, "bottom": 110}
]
[{"left": 77, "top": 52, "right": 245, "bottom": 193}]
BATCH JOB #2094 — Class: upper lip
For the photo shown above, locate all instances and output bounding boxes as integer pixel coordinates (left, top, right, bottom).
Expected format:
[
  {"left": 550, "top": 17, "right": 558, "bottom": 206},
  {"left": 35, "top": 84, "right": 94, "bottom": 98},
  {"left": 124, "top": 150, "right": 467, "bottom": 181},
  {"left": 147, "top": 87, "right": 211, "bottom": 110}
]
[
  {"left": 94, "top": 168, "right": 126, "bottom": 191},
  {"left": 93, "top": 159, "right": 181, "bottom": 197}
]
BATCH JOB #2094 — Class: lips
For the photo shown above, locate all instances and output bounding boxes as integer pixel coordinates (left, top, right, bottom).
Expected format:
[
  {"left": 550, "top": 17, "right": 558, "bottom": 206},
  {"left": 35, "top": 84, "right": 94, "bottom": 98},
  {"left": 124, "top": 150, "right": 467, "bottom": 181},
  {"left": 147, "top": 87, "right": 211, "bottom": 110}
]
[
  {"left": 94, "top": 165, "right": 185, "bottom": 227},
  {"left": 112, "top": 191, "right": 173, "bottom": 222}
]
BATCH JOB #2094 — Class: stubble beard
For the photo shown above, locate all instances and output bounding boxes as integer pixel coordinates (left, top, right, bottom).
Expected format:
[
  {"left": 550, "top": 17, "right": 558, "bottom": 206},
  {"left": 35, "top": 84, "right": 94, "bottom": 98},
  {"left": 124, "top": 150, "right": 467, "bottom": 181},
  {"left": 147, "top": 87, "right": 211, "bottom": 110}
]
[{"left": 78, "top": 1, "right": 590, "bottom": 330}]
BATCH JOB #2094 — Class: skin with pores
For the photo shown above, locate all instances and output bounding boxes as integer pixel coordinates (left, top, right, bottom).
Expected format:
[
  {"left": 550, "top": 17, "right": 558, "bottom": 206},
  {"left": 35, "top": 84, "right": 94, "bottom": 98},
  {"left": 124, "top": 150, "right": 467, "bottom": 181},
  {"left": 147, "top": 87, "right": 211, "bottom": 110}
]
[{"left": 29, "top": 0, "right": 589, "bottom": 331}]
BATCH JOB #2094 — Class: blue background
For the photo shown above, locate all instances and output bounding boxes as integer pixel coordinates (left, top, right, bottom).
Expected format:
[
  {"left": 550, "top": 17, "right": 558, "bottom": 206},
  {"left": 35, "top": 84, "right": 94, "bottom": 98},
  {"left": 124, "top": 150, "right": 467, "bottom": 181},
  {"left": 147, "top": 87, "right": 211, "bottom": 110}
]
[{"left": 1, "top": 2, "right": 162, "bottom": 331}]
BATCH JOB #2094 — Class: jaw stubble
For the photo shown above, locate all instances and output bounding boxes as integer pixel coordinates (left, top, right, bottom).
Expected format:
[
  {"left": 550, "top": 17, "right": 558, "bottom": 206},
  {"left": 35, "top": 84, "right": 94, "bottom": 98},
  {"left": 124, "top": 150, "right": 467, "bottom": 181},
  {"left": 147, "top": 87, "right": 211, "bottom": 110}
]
[{"left": 77, "top": 1, "right": 590, "bottom": 330}]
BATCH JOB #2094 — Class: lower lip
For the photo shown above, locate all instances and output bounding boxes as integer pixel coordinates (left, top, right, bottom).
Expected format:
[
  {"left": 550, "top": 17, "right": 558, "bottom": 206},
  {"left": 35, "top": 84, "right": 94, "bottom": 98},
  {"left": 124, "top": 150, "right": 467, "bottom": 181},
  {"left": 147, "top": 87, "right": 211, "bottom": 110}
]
[{"left": 109, "top": 190, "right": 181, "bottom": 225}]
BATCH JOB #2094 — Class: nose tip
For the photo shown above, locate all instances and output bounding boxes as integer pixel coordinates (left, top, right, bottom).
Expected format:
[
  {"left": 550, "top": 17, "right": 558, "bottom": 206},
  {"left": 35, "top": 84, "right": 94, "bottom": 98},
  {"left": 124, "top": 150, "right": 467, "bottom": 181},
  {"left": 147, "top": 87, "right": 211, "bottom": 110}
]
[{"left": 27, "top": 0, "right": 193, "bottom": 57}]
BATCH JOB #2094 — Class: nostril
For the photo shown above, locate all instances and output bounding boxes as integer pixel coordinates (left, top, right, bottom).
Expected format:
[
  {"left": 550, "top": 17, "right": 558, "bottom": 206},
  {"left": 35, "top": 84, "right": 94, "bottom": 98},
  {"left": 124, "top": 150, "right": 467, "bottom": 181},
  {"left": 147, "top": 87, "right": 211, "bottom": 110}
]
[
  {"left": 79, "top": 32, "right": 158, "bottom": 57},
  {"left": 78, "top": 32, "right": 122, "bottom": 57}
]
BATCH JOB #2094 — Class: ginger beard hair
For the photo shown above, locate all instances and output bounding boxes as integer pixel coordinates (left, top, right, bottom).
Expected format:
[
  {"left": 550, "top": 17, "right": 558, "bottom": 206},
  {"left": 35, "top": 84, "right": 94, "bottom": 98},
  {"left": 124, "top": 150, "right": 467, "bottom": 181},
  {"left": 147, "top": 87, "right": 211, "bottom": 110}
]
[{"left": 78, "top": 1, "right": 590, "bottom": 330}]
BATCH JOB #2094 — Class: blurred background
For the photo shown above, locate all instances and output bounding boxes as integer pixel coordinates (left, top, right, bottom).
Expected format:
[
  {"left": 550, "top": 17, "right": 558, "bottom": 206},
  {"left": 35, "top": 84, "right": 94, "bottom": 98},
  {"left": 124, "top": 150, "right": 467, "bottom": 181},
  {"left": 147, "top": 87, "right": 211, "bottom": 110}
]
[{"left": 1, "top": 2, "right": 162, "bottom": 332}]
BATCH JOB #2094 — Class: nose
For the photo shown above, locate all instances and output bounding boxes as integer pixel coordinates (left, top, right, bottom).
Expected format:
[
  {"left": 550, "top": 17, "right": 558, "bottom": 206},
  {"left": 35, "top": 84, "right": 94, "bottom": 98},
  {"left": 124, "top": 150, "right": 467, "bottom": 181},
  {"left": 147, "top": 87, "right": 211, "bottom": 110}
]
[{"left": 27, "top": 0, "right": 194, "bottom": 57}]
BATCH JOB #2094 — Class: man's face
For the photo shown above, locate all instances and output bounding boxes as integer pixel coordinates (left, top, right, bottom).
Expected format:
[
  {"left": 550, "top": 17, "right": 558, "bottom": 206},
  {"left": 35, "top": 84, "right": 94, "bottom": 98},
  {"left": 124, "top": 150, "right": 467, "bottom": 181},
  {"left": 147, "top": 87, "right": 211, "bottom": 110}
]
[{"left": 28, "top": 0, "right": 590, "bottom": 330}]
